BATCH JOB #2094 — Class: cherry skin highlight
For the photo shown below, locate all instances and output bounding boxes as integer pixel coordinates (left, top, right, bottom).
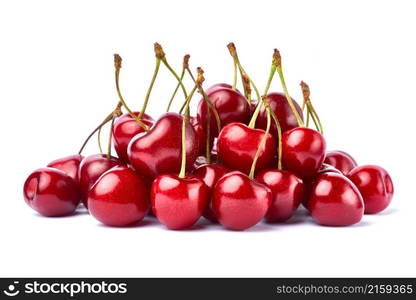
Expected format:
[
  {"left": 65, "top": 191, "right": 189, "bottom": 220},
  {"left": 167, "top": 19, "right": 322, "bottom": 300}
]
[
  {"left": 128, "top": 113, "right": 199, "bottom": 179},
  {"left": 193, "top": 163, "right": 228, "bottom": 222},
  {"left": 256, "top": 169, "right": 304, "bottom": 222},
  {"left": 78, "top": 154, "right": 121, "bottom": 208},
  {"left": 47, "top": 154, "right": 83, "bottom": 182},
  {"left": 23, "top": 168, "right": 81, "bottom": 217},
  {"left": 309, "top": 173, "right": 364, "bottom": 226},
  {"left": 213, "top": 171, "right": 272, "bottom": 230},
  {"left": 112, "top": 112, "right": 154, "bottom": 164},
  {"left": 217, "top": 122, "right": 276, "bottom": 174},
  {"left": 348, "top": 165, "right": 394, "bottom": 214},
  {"left": 324, "top": 150, "right": 357, "bottom": 176},
  {"left": 282, "top": 127, "right": 326, "bottom": 179},
  {"left": 205, "top": 83, "right": 234, "bottom": 94},
  {"left": 88, "top": 165, "right": 149, "bottom": 227},
  {"left": 151, "top": 174, "right": 208, "bottom": 230}
]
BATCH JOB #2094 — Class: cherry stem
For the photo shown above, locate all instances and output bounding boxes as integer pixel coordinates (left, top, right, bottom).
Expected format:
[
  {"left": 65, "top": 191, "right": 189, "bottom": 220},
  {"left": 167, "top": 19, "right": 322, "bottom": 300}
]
[
  {"left": 78, "top": 112, "right": 113, "bottom": 155},
  {"left": 166, "top": 55, "right": 189, "bottom": 112},
  {"left": 305, "top": 106, "right": 310, "bottom": 127},
  {"left": 140, "top": 58, "right": 161, "bottom": 118},
  {"left": 205, "top": 102, "right": 211, "bottom": 163},
  {"left": 114, "top": 54, "right": 149, "bottom": 130},
  {"left": 249, "top": 108, "right": 271, "bottom": 179},
  {"left": 106, "top": 114, "right": 116, "bottom": 159},
  {"left": 232, "top": 60, "right": 238, "bottom": 90},
  {"left": 300, "top": 81, "right": 324, "bottom": 134},
  {"left": 268, "top": 105, "right": 283, "bottom": 170},
  {"left": 97, "top": 126, "right": 103, "bottom": 153}
]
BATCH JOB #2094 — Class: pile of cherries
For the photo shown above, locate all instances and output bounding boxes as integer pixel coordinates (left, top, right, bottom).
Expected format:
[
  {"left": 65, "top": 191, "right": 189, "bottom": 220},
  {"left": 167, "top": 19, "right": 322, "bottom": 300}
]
[{"left": 23, "top": 43, "right": 394, "bottom": 230}]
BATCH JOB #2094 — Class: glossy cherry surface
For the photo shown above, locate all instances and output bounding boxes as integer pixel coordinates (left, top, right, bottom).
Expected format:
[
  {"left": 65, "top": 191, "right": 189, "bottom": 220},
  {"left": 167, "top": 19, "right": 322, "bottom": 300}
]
[
  {"left": 348, "top": 165, "right": 394, "bottom": 214},
  {"left": 217, "top": 122, "right": 276, "bottom": 174},
  {"left": 151, "top": 174, "right": 208, "bottom": 230},
  {"left": 78, "top": 154, "right": 121, "bottom": 207},
  {"left": 213, "top": 171, "right": 272, "bottom": 230},
  {"left": 47, "top": 154, "right": 83, "bottom": 182},
  {"left": 309, "top": 173, "right": 364, "bottom": 226},
  {"left": 282, "top": 127, "right": 326, "bottom": 179},
  {"left": 128, "top": 113, "right": 199, "bottom": 179},
  {"left": 112, "top": 112, "right": 154, "bottom": 164},
  {"left": 205, "top": 83, "right": 234, "bottom": 94},
  {"left": 256, "top": 92, "right": 303, "bottom": 136},
  {"left": 193, "top": 163, "right": 228, "bottom": 222},
  {"left": 23, "top": 168, "right": 81, "bottom": 217},
  {"left": 88, "top": 165, "right": 149, "bottom": 227},
  {"left": 256, "top": 169, "right": 304, "bottom": 222},
  {"left": 324, "top": 150, "right": 357, "bottom": 176},
  {"left": 197, "top": 88, "right": 250, "bottom": 137}
]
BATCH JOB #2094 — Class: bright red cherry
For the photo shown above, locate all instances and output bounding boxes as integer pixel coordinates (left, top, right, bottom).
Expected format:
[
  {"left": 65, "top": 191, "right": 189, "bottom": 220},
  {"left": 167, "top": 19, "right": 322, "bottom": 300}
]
[
  {"left": 193, "top": 163, "right": 228, "bottom": 222},
  {"left": 151, "top": 174, "right": 208, "bottom": 230},
  {"left": 348, "top": 165, "right": 394, "bottom": 214},
  {"left": 256, "top": 169, "right": 304, "bottom": 222},
  {"left": 217, "top": 122, "right": 276, "bottom": 174},
  {"left": 256, "top": 93, "right": 303, "bottom": 137},
  {"left": 324, "top": 150, "right": 357, "bottom": 176},
  {"left": 88, "top": 165, "right": 149, "bottom": 227},
  {"left": 197, "top": 88, "right": 250, "bottom": 137},
  {"left": 213, "top": 171, "right": 272, "bottom": 230},
  {"left": 47, "top": 154, "right": 83, "bottom": 182},
  {"left": 128, "top": 113, "right": 199, "bottom": 179},
  {"left": 78, "top": 154, "right": 121, "bottom": 208},
  {"left": 309, "top": 173, "right": 364, "bottom": 226},
  {"left": 23, "top": 168, "right": 81, "bottom": 217},
  {"left": 190, "top": 116, "right": 214, "bottom": 156},
  {"left": 112, "top": 112, "right": 154, "bottom": 164},
  {"left": 282, "top": 127, "right": 326, "bottom": 179}
]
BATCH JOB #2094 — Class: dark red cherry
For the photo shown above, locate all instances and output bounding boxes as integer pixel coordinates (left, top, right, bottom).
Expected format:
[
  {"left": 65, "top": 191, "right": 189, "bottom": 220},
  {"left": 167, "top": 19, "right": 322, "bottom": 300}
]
[
  {"left": 256, "top": 92, "right": 303, "bottom": 137},
  {"left": 309, "top": 173, "right": 364, "bottom": 226},
  {"left": 193, "top": 163, "right": 229, "bottom": 222},
  {"left": 78, "top": 154, "right": 121, "bottom": 208},
  {"left": 282, "top": 127, "right": 326, "bottom": 179},
  {"left": 47, "top": 154, "right": 83, "bottom": 182},
  {"left": 88, "top": 165, "right": 149, "bottom": 227},
  {"left": 256, "top": 169, "right": 304, "bottom": 222},
  {"left": 324, "top": 150, "right": 357, "bottom": 176},
  {"left": 23, "top": 168, "right": 81, "bottom": 217},
  {"left": 205, "top": 83, "right": 234, "bottom": 94},
  {"left": 151, "top": 174, "right": 208, "bottom": 230},
  {"left": 348, "top": 165, "right": 394, "bottom": 214},
  {"left": 128, "top": 113, "right": 199, "bottom": 179},
  {"left": 112, "top": 112, "right": 154, "bottom": 164},
  {"left": 213, "top": 171, "right": 272, "bottom": 230},
  {"left": 217, "top": 122, "right": 276, "bottom": 174},
  {"left": 190, "top": 116, "right": 214, "bottom": 156},
  {"left": 197, "top": 88, "right": 250, "bottom": 137}
]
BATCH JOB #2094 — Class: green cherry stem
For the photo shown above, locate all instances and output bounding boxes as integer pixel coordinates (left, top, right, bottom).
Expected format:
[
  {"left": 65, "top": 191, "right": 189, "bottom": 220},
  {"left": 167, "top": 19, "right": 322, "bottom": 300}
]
[
  {"left": 300, "top": 81, "right": 323, "bottom": 134},
  {"left": 106, "top": 104, "right": 122, "bottom": 159},
  {"left": 78, "top": 112, "right": 113, "bottom": 155},
  {"left": 232, "top": 59, "right": 238, "bottom": 90},
  {"left": 97, "top": 126, "right": 104, "bottom": 153},
  {"left": 268, "top": 105, "right": 283, "bottom": 170},
  {"left": 166, "top": 54, "right": 189, "bottom": 112},
  {"left": 140, "top": 56, "right": 161, "bottom": 118},
  {"left": 249, "top": 108, "right": 271, "bottom": 179}
]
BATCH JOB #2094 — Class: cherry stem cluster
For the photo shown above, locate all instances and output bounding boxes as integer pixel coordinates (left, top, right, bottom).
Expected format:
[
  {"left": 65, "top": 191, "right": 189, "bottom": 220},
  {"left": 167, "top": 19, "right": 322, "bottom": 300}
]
[
  {"left": 300, "top": 81, "right": 323, "bottom": 134},
  {"left": 166, "top": 55, "right": 190, "bottom": 112}
]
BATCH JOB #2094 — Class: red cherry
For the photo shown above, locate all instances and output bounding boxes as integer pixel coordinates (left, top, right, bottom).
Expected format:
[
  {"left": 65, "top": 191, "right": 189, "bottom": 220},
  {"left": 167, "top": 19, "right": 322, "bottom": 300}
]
[
  {"left": 47, "top": 154, "right": 83, "bottom": 182},
  {"left": 151, "top": 174, "right": 208, "bottom": 230},
  {"left": 282, "top": 127, "right": 326, "bottom": 179},
  {"left": 23, "top": 168, "right": 81, "bottom": 217},
  {"left": 217, "top": 122, "right": 276, "bottom": 174},
  {"left": 190, "top": 116, "right": 214, "bottom": 156},
  {"left": 128, "top": 113, "right": 199, "bottom": 179},
  {"left": 112, "top": 112, "right": 154, "bottom": 164},
  {"left": 348, "top": 165, "right": 394, "bottom": 214},
  {"left": 256, "top": 93, "right": 303, "bottom": 136},
  {"left": 88, "top": 165, "right": 149, "bottom": 227},
  {"left": 256, "top": 169, "right": 304, "bottom": 222},
  {"left": 78, "top": 154, "right": 121, "bottom": 208},
  {"left": 193, "top": 163, "right": 229, "bottom": 222},
  {"left": 213, "top": 171, "right": 272, "bottom": 230},
  {"left": 324, "top": 150, "right": 357, "bottom": 176},
  {"left": 197, "top": 88, "right": 250, "bottom": 136},
  {"left": 205, "top": 83, "right": 233, "bottom": 94},
  {"left": 309, "top": 173, "right": 364, "bottom": 226}
]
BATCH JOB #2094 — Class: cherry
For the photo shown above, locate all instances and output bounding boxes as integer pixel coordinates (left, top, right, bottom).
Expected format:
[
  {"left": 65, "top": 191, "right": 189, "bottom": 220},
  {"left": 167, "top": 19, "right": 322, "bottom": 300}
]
[
  {"left": 348, "top": 165, "right": 394, "bottom": 214},
  {"left": 88, "top": 165, "right": 149, "bottom": 227},
  {"left": 78, "top": 154, "right": 121, "bottom": 208},
  {"left": 309, "top": 173, "right": 364, "bottom": 226},
  {"left": 282, "top": 127, "right": 326, "bottom": 179},
  {"left": 128, "top": 112, "right": 199, "bottom": 179},
  {"left": 112, "top": 112, "right": 154, "bottom": 164},
  {"left": 47, "top": 154, "right": 83, "bottom": 182},
  {"left": 205, "top": 83, "right": 234, "bottom": 94},
  {"left": 217, "top": 122, "right": 276, "bottom": 174},
  {"left": 190, "top": 116, "right": 214, "bottom": 157},
  {"left": 193, "top": 163, "right": 229, "bottom": 222},
  {"left": 324, "top": 150, "right": 357, "bottom": 176},
  {"left": 256, "top": 169, "right": 304, "bottom": 222},
  {"left": 23, "top": 168, "right": 81, "bottom": 217},
  {"left": 213, "top": 171, "right": 272, "bottom": 230}
]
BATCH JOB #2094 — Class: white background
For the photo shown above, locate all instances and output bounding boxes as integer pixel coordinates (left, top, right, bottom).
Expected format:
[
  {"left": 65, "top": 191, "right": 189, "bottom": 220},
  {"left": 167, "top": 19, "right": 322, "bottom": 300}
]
[{"left": 1, "top": 0, "right": 415, "bottom": 277}]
